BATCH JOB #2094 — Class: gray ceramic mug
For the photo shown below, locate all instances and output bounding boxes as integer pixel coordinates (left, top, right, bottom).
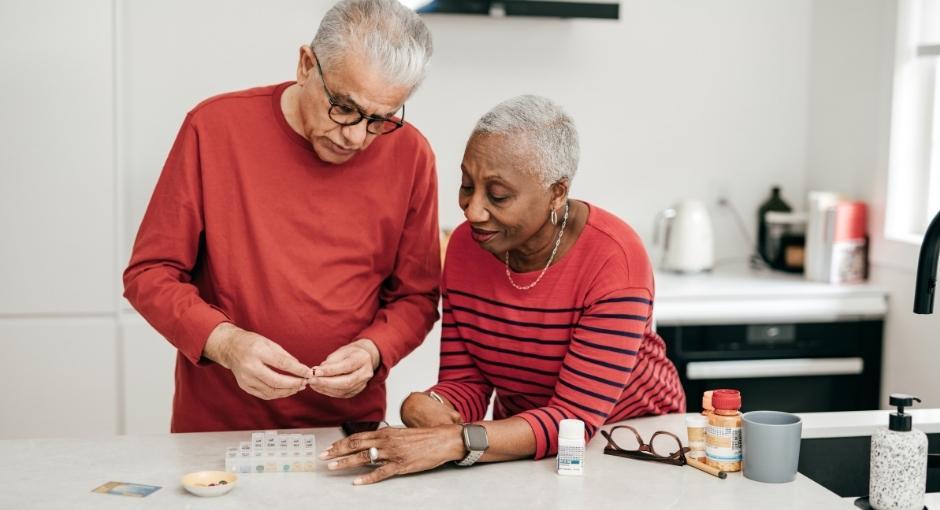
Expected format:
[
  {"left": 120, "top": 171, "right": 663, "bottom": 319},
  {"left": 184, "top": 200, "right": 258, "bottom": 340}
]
[{"left": 742, "top": 411, "right": 802, "bottom": 483}]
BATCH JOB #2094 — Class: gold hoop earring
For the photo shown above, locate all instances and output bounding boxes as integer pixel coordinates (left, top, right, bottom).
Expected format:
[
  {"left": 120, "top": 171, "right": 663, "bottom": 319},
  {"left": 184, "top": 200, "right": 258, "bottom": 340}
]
[{"left": 550, "top": 208, "right": 558, "bottom": 226}]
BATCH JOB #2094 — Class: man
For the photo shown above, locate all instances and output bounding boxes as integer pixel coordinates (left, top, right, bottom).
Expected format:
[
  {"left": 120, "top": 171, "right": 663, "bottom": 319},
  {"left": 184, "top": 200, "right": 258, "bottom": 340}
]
[{"left": 123, "top": 0, "right": 439, "bottom": 432}]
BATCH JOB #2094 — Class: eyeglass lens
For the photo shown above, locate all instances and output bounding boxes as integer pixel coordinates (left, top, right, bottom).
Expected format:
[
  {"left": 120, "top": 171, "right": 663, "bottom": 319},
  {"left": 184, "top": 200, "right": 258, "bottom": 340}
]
[{"left": 609, "top": 428, "right": 683, "bottom": 457}]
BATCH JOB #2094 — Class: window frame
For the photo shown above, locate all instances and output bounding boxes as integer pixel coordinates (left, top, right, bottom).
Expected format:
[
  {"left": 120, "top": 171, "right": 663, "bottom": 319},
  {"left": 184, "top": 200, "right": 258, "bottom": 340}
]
[{"left": 885, "top": 0, "right": 940, "bottom": 244}]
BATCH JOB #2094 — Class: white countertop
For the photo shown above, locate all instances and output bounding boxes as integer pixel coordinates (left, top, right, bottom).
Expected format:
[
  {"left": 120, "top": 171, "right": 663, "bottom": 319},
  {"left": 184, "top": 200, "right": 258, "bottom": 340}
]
[
  {"left": 801, "top": 408, "right": 940, "bottom": 438},
  {"left": 654, "top": 263, "right": 888, "bottom": 325},
  {"left": 9, "top": 409, "right": 938, "bottom": 510}
]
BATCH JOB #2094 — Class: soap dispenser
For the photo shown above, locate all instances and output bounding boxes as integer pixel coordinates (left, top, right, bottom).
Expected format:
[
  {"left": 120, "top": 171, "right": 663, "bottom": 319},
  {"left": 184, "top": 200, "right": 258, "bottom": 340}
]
[{"left": 869, "top": 394, "right": 928, "bottom": 510}]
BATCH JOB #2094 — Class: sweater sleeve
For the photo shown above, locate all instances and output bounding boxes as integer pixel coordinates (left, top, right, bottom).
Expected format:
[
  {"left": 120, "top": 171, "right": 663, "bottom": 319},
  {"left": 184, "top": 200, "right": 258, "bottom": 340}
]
[
  {"left": 356, "top": 141, "right": 441, "bottom": 378},
  {"left": 122, "top": 114, "right": 231, "bottom": 365},
  {"left": 516, "top": 288, "right": 652, "bottom": 459},
  {"left": 427, "top": 291, "right": 494, "bottom": 422}
]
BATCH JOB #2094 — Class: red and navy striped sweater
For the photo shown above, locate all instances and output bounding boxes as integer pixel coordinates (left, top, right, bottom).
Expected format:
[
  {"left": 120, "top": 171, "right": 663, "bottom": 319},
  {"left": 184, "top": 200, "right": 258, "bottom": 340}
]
[{"left": 429, "top": 204, "right": 685, "bottom": 459}]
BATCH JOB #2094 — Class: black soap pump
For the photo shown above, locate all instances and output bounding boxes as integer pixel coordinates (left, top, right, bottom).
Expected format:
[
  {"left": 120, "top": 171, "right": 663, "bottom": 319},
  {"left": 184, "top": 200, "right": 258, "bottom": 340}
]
[{"left": 869, "top": 394, "right": 928, "bottom": 510}]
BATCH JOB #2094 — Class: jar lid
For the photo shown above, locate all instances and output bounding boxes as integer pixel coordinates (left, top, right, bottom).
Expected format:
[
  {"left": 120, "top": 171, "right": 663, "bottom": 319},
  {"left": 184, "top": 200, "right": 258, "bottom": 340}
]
[
  {"left": 712, "top": 389, "right": 742, "bottom": 410},
  {"left": 559, "top": 419, "right": 585, "bottom": 440}
]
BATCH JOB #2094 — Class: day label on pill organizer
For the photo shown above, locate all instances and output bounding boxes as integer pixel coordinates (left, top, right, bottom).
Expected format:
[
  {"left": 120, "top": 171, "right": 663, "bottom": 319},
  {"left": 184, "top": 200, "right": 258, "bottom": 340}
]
[{"left": 224, "top": 430, "right": 317, "bottom": 473}]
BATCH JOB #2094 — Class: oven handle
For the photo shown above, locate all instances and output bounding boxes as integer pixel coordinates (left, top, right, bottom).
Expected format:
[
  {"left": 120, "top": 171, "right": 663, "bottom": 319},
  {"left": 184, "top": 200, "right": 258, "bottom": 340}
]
[{"left": 686, "top": 357, "right": 864, "bottom": 380}]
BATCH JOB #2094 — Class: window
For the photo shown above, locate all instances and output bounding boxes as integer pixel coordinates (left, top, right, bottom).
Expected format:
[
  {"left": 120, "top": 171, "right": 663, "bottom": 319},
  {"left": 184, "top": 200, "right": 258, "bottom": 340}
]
[{"left": 886, "top": 0, "right": 940, "bottom": 242}]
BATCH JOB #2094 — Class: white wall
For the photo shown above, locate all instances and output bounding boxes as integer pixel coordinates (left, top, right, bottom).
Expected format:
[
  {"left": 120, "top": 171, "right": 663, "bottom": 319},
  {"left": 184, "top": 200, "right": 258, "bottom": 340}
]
[
  {"left": 805, "top": 0, "right": 940, "bottom": 407},
  {"left": 414, "top": 1, "right": 812, "bottom": 255},
  {"left": 9, "top": 0, "right": 924, "bottom": 438}
]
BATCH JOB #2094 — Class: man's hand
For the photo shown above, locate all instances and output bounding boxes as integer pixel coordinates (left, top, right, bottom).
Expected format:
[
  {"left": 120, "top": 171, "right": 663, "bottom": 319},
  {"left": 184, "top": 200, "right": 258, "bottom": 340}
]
[
  {"left": 203, "top": 322, "right": 310, "bottom": 400},
  {"left": 307, "top": 339, "right": 380, "bottom": 399},
  {"left": 401, "top": 392, "right": 462, "bottom": 428}
]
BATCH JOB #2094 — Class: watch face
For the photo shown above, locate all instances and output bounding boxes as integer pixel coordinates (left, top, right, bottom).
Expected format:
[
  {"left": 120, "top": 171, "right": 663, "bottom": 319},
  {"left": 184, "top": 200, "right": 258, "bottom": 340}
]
[{"left": 464, "top": 425, "right": 488, "bottom": 451}]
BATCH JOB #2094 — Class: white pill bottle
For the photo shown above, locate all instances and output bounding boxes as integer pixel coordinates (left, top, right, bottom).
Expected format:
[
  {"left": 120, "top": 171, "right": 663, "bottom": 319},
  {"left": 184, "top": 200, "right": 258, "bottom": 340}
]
[{"left": 556, "top": 419, "right": 585, "bottom": 476}]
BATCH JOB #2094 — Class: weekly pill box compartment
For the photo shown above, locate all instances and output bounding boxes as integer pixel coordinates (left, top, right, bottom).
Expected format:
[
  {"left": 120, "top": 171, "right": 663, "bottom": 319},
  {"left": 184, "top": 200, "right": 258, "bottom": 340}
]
[{"left": 225, "top": 430, "right": 317, "bottom": 473}]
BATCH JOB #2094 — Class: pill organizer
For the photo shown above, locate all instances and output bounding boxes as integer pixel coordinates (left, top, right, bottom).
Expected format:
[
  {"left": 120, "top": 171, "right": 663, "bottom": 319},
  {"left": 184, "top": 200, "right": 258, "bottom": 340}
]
[{"left": 225, "top": 430, "right": 317, "bottom": 473}]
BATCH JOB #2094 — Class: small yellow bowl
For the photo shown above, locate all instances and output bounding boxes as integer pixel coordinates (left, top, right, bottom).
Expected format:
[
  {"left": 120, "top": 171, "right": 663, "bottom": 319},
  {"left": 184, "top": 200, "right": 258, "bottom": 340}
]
[{"left": 181, "top": 471, "right": 237, "bottom": 497}]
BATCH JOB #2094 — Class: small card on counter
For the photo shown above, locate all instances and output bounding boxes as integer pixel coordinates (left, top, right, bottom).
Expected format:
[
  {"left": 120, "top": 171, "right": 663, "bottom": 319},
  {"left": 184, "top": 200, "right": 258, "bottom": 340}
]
[{"left": 92, "top": 481, "right": 162, "bottom": 497}]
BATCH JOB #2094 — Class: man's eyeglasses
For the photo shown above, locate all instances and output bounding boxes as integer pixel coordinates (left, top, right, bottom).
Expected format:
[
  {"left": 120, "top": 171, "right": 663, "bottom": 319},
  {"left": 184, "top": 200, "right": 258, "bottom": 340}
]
[
  {"left": 313, "top": 56, "right": 405, "bottom": 135},
  {"left": 600, "top": 425, "right": 690, "bottom": 466}
]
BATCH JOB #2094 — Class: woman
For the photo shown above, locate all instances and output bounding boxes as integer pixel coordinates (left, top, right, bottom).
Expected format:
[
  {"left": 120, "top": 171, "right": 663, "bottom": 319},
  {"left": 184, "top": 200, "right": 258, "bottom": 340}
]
[{"left": 320, "top": 95, "right": 685, "bottom": 484}]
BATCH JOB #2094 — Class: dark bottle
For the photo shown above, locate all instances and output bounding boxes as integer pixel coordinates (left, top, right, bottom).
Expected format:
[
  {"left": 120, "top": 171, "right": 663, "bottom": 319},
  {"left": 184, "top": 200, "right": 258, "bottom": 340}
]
[{"left": 757, "top": 186, "right": 792, "bottom": 265}]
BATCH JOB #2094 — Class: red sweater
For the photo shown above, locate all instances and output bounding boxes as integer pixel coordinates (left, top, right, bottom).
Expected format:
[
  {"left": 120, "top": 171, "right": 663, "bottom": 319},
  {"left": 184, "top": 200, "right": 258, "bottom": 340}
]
[
  {"left": 124, "top": 82, "right": 440, "bottom": 432},
  {"left": 430, "top": 205, "right": 685, "bottom": 459}
]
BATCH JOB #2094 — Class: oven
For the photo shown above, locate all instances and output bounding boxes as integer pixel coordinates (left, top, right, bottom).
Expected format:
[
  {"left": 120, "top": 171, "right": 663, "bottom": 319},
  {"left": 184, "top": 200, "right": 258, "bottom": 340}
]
[{"left": 659, "top": 320, "right": 884, "bottom": 413}]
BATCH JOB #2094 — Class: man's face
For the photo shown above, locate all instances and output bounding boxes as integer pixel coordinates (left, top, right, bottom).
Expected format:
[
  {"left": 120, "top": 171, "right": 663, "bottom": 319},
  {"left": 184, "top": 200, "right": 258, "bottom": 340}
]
[{"left": 294, "top": 46, "right": 410, "bottom": 164}]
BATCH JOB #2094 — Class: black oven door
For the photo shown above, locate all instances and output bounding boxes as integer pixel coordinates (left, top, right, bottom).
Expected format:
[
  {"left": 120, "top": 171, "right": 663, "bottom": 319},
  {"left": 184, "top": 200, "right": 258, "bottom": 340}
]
[{"left": 659, "top": 321, "right": 883, "bottom": 413}]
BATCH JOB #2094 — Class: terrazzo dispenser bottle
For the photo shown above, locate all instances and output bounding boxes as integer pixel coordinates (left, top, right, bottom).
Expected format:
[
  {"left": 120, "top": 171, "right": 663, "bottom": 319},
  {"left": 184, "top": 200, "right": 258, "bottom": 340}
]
[{"left": 869, "top": 394, "right": 927, "bottom": 510}]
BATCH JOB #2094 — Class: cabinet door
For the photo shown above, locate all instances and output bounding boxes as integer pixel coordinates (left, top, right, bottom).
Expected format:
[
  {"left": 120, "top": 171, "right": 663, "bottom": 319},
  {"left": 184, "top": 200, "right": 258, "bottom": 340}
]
[
  {"left": 0, "top": 318, "right": 118, "bottom": 439},
  {"left": 0, "top": 0, "right": 116, "bottom": 314}
]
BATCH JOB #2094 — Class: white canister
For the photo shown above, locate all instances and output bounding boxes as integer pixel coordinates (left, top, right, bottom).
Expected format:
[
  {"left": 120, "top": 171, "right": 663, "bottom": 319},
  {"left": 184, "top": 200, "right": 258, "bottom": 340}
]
[{"left": 686, "top": 415, "right": 708, "bottom": 461}]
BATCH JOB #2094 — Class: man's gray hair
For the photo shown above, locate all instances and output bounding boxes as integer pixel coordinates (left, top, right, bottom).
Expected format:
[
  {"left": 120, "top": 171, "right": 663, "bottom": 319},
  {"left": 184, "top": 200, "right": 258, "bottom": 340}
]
[
  {"left": 472, "top": 95, "right": 580, "bottom": 188},
  {"left": 312, "top": 0, "right": 433, "bottom": 92}
]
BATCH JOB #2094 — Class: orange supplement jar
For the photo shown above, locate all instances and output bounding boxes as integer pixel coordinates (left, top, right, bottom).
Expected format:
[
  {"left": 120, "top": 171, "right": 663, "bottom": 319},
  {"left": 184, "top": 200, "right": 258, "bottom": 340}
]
[{"left": 705, "top": 389, "right": 742, "bottom": 472}]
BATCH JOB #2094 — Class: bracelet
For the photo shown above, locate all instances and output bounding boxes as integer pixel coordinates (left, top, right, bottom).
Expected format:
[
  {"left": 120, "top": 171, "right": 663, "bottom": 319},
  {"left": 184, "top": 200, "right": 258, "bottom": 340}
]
[{"left": 428, "top": 390, "right": 446, "bottom": 405}]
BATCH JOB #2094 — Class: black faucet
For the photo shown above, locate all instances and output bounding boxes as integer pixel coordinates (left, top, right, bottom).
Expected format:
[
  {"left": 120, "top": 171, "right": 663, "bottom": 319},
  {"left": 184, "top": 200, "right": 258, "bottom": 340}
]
[{"left": 914, "top": 209, "right": 940, "bottom": 314}]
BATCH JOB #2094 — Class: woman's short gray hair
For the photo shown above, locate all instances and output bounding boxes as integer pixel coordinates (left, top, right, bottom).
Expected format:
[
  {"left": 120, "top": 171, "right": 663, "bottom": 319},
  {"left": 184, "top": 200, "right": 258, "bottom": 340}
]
[
  {"left": 313, "top": 0, "right": 433, "bottom": 92},
  {"left": 472, "top": 95, "right": 580, "bottom": 188}
]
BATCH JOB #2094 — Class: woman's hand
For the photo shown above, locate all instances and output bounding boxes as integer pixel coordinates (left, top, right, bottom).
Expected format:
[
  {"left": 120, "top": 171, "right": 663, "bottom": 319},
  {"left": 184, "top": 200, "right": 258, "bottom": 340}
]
[
  {"left": 400, "top": 392, "right": 462, "bottom": 428},
  {"left": 321, "top": 425, "right": 466, "bottom": 485}
]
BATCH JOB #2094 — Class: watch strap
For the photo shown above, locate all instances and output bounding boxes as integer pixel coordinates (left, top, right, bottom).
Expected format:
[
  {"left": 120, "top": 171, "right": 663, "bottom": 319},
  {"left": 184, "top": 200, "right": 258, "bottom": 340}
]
[{"left": 456, "top": 449, "right": 484, "bottom": 467}]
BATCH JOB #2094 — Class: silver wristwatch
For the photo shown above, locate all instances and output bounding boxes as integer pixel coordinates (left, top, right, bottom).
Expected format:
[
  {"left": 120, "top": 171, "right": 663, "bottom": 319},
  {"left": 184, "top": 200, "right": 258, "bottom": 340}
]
[{"left": 456, "top": 424, "right": 488, "bottom": 467}]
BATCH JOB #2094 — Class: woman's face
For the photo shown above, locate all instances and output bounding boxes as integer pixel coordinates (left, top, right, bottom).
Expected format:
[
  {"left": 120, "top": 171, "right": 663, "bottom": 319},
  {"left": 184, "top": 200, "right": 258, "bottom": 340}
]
[{"left": 459, "top": 133, "right": 564, "bottom": 255}]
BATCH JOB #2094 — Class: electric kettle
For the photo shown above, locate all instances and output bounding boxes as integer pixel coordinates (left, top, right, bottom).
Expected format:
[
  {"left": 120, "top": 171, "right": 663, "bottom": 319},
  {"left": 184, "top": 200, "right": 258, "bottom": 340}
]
[{"left": 654, "top": 200, "right": 715, "bottom": 273}]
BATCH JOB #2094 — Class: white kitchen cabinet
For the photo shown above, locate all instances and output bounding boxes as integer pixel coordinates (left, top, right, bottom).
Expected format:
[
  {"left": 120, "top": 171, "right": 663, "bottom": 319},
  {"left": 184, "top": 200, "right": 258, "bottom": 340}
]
[
  {"left": 0, "top": 318, "right": 118, "bottom": 439},
  {"left": 0, "top": 0, "right": 116, "bottom": 315}
]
